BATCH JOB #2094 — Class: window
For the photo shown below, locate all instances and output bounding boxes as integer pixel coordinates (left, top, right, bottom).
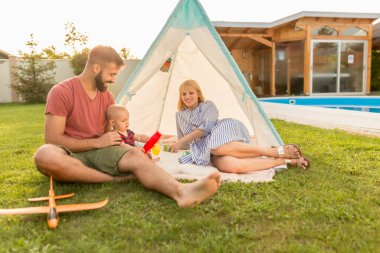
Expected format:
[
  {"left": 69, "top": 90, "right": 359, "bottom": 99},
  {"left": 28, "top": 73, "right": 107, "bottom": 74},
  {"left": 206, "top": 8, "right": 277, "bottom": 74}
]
[
  {"left": 311, "top": 26, "right": 338, "bottom": 36},
  {"left": 342, "top": 27, "right": 367, "bottom": 36}
]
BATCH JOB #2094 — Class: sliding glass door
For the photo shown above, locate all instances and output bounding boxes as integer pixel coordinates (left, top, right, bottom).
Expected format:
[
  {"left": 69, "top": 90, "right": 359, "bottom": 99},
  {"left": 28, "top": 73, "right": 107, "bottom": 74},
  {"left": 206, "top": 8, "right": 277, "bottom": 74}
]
[
  {"left": 311, "top": 40, "right": 366, "bottom": 95},
  {"left": 340, "top": 42, "right": 365, "bottom": 92},
  {"left": 311, "top": 41, "right": 338, "bottom": 93}
]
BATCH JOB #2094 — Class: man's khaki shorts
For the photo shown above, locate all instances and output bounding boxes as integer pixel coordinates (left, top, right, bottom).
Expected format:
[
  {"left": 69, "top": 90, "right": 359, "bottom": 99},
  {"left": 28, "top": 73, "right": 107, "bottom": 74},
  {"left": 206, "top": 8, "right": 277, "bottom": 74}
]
[{"left": 63, "top": 146, "right": 130, "bottom": 176}]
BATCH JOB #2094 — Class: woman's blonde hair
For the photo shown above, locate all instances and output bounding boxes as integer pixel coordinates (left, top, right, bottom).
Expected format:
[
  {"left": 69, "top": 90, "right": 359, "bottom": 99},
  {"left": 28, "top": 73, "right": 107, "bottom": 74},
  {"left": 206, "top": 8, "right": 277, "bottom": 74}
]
[{"left": 177, "top": 79, "right": 205, "bottom": 111}]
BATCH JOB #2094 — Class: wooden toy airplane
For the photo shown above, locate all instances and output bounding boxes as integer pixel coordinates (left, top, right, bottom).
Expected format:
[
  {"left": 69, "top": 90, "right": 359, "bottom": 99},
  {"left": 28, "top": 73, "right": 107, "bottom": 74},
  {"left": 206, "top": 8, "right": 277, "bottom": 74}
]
[{"left": 0, "top": 176, "right": 108, "bottom": 229}]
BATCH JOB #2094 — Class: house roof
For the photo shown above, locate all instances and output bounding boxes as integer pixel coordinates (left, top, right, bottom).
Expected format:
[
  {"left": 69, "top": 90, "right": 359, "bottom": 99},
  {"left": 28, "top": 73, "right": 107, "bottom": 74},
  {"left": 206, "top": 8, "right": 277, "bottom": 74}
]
[
  {"left": 213, "top": 11, "right": 380, "bottom": 29},
  {"left": 213, "top": 11, "right": 380, "bottom": 50},
  {"left": 0, "top": 49, "right": 14, "bottom": 59}
]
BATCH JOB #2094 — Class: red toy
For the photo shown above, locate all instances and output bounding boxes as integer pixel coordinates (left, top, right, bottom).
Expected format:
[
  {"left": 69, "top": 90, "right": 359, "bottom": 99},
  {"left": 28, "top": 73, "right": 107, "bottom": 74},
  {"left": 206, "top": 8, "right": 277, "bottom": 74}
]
[{"left": 143, "top": 131, "right": 162, "bottom": 153}]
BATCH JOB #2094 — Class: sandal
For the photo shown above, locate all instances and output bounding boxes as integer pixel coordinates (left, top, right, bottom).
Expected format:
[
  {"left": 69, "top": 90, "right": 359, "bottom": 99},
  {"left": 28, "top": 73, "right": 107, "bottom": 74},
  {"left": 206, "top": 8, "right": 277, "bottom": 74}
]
[
  {"left": 285, "top": 156, "right": 311, "bottom": 170},
  {"left": 274, "top": 144, "right": 302, "bottom": 159}
]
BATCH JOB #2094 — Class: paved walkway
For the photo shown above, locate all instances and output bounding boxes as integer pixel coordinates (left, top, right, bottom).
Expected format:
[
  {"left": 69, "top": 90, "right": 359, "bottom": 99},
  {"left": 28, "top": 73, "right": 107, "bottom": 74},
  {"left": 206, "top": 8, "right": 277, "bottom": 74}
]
[{"left": 260, "top": 102, "right": 380, "bottom": 137}]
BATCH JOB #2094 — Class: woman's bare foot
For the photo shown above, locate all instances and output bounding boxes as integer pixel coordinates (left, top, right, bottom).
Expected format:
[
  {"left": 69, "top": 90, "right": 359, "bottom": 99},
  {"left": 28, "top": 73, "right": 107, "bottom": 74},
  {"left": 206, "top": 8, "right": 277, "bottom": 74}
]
[{"left": 176, "top": 171, "right": 220, "bottom": 208}]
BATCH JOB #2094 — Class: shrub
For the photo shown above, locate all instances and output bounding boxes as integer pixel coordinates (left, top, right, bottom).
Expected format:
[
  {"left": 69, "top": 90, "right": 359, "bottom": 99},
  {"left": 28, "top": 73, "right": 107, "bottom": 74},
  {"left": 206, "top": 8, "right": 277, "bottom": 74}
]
[{"left": 70, "top": 48, "right": 90, "bottom": 75}]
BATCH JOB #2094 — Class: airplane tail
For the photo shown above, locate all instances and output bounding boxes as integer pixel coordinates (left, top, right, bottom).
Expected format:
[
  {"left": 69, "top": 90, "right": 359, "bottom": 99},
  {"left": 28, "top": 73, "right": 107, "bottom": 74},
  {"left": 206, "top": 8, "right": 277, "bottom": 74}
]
[{"left": 28, "top": 176, "right": 74, "bottom": 202}]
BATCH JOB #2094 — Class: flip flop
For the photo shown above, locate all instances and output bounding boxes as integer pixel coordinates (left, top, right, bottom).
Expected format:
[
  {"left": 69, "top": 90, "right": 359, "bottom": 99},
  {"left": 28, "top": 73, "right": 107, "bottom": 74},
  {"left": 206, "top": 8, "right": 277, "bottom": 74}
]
[
  {"left": 275, "top": 144, "right": 302, "bottom": 159},
  {"left": 285, "top": 156, "right": 311, "bottom": 170}
]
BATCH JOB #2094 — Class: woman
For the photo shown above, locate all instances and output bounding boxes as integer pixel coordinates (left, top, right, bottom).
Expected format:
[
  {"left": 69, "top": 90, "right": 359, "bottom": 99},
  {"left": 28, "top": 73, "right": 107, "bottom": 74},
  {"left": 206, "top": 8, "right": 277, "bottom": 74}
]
[{"left": 170, "top": 79, "right": 310, "bottom": 173}]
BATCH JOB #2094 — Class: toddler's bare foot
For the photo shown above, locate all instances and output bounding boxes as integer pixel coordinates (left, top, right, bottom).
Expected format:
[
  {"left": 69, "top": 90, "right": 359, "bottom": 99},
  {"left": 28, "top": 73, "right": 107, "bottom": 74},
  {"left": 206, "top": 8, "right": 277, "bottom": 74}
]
[{"left": 152, "top": 157, "right": 160, "bottom": 163}]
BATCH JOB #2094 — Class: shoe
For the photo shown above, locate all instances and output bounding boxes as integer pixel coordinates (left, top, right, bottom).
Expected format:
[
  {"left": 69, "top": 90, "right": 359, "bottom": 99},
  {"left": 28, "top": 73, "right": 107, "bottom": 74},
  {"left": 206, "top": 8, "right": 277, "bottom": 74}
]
[
  {"left": 275, "top": 144, "right": 302, "bottom": 159},
  {"left": 285, "top": 156, "right": 311, "bottom": 170}
]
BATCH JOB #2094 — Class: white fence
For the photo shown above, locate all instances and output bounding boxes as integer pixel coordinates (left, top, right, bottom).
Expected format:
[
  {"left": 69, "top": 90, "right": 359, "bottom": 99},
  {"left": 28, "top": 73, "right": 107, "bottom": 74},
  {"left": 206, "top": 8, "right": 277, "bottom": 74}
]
[
  {"left": 0, "top": 59, "right": 140, "bottom": 103},
  {"left": 0, "top": 59, "right": 12, "bottom": 103}
]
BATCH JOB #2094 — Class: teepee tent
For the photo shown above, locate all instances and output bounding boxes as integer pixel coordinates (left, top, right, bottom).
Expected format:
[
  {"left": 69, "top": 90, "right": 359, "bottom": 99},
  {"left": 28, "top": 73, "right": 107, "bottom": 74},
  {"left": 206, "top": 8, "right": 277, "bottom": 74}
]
[{"left": 117, "top": 0, "right": 283, "bottom": 147}]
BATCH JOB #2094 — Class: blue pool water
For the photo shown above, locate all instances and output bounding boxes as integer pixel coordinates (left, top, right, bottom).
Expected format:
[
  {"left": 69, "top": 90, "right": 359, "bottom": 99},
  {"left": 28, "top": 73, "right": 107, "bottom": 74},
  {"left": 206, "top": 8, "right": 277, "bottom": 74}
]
[{"left": 259, "top": 96, "right": 380, "bottom": 114}]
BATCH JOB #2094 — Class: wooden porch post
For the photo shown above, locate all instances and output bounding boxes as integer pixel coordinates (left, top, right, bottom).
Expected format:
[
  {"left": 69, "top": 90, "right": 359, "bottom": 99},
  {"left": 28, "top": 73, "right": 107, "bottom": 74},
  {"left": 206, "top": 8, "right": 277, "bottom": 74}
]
[
  {"left": 304, "top": 25, "right": 311, "bottom": 96},
  {"left": 286, "top": 47, "right": 291, "bottom": 96},
  {"left": 271, "top": 42, "right": 276, "bottom": 96},
  {"left": 366, "top": 25, "right": 372, "bottom": 95}
]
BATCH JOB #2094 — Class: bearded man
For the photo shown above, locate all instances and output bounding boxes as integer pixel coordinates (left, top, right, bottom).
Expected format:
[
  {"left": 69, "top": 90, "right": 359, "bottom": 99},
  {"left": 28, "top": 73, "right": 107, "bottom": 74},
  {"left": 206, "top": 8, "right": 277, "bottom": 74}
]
[{"left": 34, "top": 45, "right": 219, "bottom": 208}]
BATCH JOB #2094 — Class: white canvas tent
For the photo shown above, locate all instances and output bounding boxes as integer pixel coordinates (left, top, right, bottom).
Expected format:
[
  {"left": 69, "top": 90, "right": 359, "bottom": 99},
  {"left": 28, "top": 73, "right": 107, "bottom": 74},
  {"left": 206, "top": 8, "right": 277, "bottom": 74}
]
[{"left": 117, "top": 0, "right": 283, "bottom": 147}]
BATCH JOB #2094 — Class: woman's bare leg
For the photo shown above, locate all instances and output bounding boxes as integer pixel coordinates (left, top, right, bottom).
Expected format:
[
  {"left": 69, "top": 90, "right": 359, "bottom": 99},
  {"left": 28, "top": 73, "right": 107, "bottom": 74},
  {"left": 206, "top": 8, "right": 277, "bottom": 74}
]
[
  {"left": 211, "top": 155, "right": 285, "bottom": 173},
  {"left": 211, "top": 142, "right": 299, "bottom": 159},
  {"left": 212, "top": 155, "right": 309, "bottom": 174}
]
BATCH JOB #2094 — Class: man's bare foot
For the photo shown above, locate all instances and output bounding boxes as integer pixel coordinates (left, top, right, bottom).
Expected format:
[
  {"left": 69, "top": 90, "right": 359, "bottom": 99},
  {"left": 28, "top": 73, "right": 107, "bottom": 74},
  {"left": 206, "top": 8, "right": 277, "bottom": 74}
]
[{"left": 176, "top": 171, "right": 220, "bottom": 208}]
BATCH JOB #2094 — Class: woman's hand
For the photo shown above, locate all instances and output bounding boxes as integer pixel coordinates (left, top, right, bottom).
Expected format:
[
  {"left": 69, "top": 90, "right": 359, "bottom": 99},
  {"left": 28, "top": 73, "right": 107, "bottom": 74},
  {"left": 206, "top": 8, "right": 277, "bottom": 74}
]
[{"left": 169, "top": 142, "right": 182, "bottom": 153}]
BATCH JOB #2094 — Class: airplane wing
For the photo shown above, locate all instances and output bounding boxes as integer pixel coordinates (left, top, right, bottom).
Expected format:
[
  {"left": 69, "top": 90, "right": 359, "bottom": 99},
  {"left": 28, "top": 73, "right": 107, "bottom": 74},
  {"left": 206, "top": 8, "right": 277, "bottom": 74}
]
[
  {"left": 54, "top": 193, "right": 75, "bottom": 200},
  {"left": 0, "top": 199, "right": 108, "bottom": 215},
  {"left": 28, "top": 193, "right": 75, "bottom": 202},
  {"left": 56, "top": 199, "right": 108, "bottom": 213},
  {"left": 0, "top": 206, "right": 49, "bottom": 215}
]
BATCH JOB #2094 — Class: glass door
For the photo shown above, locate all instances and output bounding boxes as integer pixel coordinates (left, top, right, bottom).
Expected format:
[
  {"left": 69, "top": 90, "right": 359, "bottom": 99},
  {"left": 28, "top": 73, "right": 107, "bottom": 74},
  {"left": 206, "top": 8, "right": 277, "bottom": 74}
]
[
  {"left": 310, "top": 40, "right": 366, "bottom": 95},
  {"left": 339, "top": 42, "right": 365, "bottom": 93},
  {"left": 311, "top": 41, "right": 339, "bottom": 93}
]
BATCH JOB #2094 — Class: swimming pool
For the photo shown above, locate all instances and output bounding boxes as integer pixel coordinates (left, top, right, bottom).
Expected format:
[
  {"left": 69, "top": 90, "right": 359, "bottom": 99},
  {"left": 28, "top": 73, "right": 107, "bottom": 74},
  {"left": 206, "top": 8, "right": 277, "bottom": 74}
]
[{"left": 259, "top": 96, "right": 380, "bottom": 114}]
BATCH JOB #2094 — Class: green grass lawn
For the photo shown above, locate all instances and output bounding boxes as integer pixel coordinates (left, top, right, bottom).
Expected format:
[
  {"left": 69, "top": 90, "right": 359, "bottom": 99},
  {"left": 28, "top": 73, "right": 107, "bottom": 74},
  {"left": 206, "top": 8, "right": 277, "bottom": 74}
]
[{"left": 0, "top": 103, "right": 379, "bottom": 253}]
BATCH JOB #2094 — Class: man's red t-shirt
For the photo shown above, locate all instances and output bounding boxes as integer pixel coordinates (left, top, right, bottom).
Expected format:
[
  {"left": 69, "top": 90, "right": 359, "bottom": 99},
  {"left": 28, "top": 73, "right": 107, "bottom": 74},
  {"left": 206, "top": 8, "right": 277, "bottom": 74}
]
[{"left": 45, "top": 77, "right": 115, "bottom": 139}]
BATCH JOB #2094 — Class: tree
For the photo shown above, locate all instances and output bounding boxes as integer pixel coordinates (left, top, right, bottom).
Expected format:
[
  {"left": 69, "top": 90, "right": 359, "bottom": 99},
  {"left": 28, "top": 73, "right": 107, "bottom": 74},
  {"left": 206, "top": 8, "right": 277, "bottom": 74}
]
[
  {"left": 120, "top": 47, "right": 137, "bottom": 60},
  {"left": 63, "top": 22, "right": 137, "bottom": 75},
  {"left": 12, "top": 34, "right": 56, "bottom": 103},
  {"left": 42, "top": 45, "right": 69, "bottom": 59},
  {"left": 64, "top": 22, "right": 89, "bottom": 75},
  {"left": 71, "top": 48, "right": 90, "bottom": 75},
  {"left": 64, "top": 22, "right": 88, "bottom": 54}
]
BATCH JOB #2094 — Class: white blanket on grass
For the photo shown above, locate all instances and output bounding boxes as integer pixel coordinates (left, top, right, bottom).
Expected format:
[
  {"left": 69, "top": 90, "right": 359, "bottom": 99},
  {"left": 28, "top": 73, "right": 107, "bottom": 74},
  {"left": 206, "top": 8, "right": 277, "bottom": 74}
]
[{"left": 156, "top": 151, "right": 278, "bottom": 183}]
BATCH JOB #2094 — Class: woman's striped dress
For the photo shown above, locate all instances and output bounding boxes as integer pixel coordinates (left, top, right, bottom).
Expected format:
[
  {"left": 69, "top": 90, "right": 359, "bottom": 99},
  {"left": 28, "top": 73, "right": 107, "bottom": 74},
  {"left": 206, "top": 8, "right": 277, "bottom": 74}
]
[{"left": 176, "top": 100, "right": 251, "bottom": 165}]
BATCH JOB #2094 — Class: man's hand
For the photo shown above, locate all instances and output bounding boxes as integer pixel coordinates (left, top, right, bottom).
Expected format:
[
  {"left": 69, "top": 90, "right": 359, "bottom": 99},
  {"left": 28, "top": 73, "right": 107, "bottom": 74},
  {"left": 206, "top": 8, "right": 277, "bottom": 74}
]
[{"left": 96, "top": 131, "right": 122, "bottom": 148}]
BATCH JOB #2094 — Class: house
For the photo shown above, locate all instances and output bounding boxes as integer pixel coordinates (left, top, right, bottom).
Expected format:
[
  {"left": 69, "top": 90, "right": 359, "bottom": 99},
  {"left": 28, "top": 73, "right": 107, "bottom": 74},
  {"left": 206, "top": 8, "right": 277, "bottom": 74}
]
[{"left": 213, "top": 11, "right": 380, "bottom": 96}]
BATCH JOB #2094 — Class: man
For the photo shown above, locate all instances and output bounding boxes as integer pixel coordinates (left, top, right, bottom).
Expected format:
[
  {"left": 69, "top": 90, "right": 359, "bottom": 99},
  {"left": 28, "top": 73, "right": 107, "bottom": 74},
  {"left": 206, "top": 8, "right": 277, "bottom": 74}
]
[{"left": 34, "top": 45, "right": 220, "bottom": 208}]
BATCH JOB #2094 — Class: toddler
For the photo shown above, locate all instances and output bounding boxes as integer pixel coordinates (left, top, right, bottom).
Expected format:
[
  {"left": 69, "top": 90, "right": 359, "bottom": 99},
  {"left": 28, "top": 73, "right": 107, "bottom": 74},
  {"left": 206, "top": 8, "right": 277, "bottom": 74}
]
[{"left": 106, "top": 104, "right": 150, "bottom": 147}]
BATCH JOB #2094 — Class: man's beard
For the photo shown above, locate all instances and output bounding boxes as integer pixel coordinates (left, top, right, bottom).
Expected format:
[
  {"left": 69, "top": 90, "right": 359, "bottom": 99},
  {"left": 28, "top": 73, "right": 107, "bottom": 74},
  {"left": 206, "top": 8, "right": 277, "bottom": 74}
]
[{"left": 95, "top": 71, "right": 108, "bottom": 92}]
